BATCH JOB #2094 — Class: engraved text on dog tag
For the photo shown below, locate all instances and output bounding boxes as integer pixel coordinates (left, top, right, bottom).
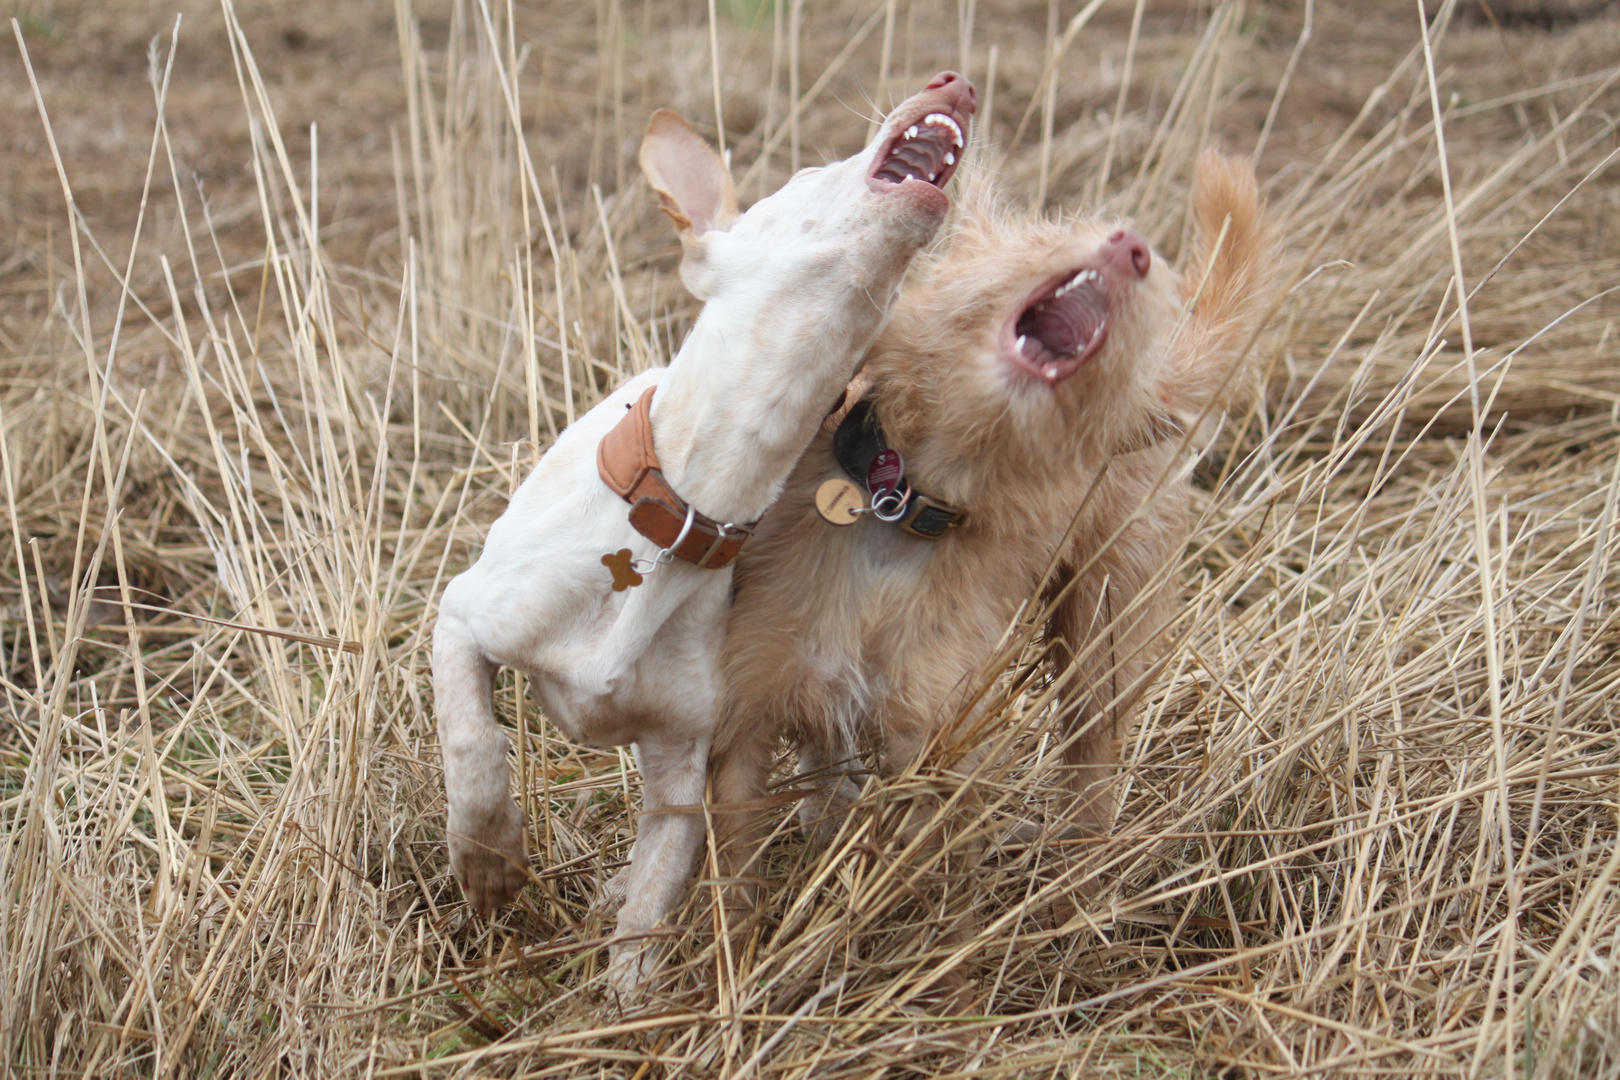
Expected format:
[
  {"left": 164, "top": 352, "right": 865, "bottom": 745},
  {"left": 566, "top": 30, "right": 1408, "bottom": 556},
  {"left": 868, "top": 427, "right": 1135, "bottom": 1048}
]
[
  {"left": 815, "top": 477, "right": 864, "bottom": 526},
  {"left": 867, "top": 448, "right": 903, "bottom": 494},
  {"left": 602, "top": 548, "right": 644, "bottom": 591}
]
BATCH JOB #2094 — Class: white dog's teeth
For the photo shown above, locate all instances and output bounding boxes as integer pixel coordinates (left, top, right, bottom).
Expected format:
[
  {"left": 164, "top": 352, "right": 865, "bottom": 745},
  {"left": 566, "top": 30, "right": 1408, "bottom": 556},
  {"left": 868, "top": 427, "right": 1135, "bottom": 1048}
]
[
  {"left": 1016, "top": 334, "right": 1028, "bottom": 353},
  {"left": 929, "top": 172, "right": 938, "bottom": 182},
  {"left": 944, "top": 151, "right": 955, "bottom": 165},
  {"left": 907, "top": 125, "right": 919, "bottom": 139},
  {"left": 923, "top": 113, "right": 965, "bottom": 147},
  {"left": 1044, "top": 365, "right": 1060, "bottom": 379}
]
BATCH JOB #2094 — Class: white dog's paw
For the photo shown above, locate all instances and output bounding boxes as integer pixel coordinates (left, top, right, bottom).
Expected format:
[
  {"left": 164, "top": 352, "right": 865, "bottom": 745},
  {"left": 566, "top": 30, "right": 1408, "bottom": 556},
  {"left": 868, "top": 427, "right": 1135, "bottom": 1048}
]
[
  {"left": 448, "top": 799, "right": 529, "bottom": 915},
  {"left": 604, "top": 940, "right": 655, "bottom": 1004}
]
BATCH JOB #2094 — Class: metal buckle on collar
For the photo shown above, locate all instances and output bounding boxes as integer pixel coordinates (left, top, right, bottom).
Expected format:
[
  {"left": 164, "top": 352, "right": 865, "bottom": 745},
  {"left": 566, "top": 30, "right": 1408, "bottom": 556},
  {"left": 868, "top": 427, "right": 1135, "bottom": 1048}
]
[
  {"left": 695, "top": 520, "right": 752, "bottom": 569},
  {"left": 896, "top": 493, "right": 963, "bottom": 538}
]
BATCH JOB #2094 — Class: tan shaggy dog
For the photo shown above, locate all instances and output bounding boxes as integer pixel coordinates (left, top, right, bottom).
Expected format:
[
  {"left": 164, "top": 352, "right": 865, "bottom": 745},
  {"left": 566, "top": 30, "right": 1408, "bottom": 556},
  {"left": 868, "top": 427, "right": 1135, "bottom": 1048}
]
[{"left": 708, "top": 150, "right": 1275, "bottom": 893}]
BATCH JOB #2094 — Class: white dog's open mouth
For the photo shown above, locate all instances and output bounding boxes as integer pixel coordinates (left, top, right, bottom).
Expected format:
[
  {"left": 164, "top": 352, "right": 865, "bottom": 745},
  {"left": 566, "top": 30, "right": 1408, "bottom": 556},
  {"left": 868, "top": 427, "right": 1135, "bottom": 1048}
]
[
  {"left": 1004, "top": 266, "right": 1111, "bottom": 384},
  {"left": 872, "top": 111, "right": 967, "bottom": 190}
]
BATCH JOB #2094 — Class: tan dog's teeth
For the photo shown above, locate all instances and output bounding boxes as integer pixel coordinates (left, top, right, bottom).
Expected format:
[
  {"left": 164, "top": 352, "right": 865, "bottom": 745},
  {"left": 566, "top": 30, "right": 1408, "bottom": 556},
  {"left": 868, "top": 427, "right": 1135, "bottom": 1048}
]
[{"left": 1054, "top": 268, "right": 1101, "bottom": 299}]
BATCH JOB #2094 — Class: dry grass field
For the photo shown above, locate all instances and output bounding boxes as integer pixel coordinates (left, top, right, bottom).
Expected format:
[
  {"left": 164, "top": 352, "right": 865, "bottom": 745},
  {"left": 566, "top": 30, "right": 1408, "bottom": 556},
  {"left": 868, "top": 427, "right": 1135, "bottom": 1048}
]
[{"left": 2, "top": 0, "right": 1619, "bottom": 1075}]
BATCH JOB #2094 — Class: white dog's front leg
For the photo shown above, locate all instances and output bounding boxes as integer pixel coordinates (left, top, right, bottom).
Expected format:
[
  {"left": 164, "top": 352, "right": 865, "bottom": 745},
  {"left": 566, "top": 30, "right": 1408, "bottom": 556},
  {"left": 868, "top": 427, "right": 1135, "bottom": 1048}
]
[
  {"left": 606, "top": 731, "right": 710, "bottom": 996},
  {"left": 433, "top": 607, "right": 529, "bottom": 914}
]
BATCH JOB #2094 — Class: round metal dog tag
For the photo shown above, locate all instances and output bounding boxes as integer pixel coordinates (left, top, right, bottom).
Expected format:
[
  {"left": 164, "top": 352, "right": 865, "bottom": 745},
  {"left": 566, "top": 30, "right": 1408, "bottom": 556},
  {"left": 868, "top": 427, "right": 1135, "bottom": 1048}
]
[
  {"left": 815, "top": 478, "right": 865, "bottom": 525},
  {"left": 867, "top": 448, "right": 904, "bottom": 494}
]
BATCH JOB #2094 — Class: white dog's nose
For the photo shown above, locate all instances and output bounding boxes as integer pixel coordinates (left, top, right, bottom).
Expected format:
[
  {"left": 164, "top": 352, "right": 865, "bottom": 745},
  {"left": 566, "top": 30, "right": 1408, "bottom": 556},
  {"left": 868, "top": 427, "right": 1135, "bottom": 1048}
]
[{"left": 924, "top": 70, "right": 978, "bottom": 115}]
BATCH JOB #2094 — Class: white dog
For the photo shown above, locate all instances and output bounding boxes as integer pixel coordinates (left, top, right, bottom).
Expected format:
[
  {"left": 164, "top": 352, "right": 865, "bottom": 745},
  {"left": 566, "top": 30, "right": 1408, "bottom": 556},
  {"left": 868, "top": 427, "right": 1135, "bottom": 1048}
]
[{"left": 432, "top": 73, "right": 975, "bottom": 988}]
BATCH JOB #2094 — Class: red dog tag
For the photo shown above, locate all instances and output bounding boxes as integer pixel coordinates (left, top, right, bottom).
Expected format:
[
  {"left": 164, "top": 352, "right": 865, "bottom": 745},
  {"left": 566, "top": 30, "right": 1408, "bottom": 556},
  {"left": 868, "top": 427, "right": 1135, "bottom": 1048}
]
[{"left": 867, "top": 448, "right": 904, "bottom": 494}]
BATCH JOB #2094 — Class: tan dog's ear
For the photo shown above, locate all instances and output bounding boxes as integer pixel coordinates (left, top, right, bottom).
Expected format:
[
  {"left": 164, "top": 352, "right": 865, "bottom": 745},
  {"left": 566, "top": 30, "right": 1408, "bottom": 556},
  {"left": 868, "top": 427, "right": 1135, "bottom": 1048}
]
[{"left": 639, "top": 110, "right": 739, "bottom": 236}]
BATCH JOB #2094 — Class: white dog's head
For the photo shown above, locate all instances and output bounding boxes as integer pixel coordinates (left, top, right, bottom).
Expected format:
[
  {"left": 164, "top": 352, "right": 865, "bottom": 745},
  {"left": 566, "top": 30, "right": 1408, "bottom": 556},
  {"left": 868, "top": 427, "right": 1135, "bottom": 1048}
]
[{"left": 639, "top": 73, "right": 976, "bottom": 347}]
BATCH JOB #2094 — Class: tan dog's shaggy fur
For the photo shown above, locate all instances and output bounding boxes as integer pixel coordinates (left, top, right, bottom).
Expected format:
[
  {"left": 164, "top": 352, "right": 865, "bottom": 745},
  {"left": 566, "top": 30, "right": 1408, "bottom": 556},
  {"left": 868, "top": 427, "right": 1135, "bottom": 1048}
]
[{"left": 710, "top": 150, "right": 1276, "bottom": 883}]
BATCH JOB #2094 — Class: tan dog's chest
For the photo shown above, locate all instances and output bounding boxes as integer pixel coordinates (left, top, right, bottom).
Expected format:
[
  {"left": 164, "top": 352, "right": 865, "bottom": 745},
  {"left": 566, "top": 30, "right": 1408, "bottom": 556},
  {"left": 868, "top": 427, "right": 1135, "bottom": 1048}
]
[{"left": 730, "top": 470, "right": 1032, "bottom": 743}]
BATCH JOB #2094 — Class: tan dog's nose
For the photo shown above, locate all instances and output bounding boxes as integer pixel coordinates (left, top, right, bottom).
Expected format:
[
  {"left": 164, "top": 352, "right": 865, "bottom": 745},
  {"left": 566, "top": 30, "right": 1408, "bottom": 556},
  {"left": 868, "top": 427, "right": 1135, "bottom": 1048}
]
[
  {"left": 924, "top": 70, "right": 978, "bottom": 114},
  {"left": 1103, "top": 229, "right": 1151, "bottom": 279}
]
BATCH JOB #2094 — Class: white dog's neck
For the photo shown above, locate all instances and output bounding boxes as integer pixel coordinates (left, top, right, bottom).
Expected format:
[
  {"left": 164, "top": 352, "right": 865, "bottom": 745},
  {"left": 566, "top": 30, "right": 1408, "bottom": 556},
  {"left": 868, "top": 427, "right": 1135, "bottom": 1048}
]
[{"left": 646, "top": 307, "right": 869, "bottom": 526}]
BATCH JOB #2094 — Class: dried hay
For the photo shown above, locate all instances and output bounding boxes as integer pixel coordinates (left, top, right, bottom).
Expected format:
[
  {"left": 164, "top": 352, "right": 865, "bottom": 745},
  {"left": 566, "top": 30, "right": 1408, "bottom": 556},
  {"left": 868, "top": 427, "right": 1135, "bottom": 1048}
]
[{"left": 1, "top": 0, "right": 1617, "bottom": 1076}]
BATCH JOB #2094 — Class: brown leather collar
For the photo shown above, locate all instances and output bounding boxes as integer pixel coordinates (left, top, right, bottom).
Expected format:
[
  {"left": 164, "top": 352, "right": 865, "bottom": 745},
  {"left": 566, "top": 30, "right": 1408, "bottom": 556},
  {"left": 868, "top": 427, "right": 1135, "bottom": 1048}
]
[{"left": 596, "top": 386, "right": 754, "bottom": 570}]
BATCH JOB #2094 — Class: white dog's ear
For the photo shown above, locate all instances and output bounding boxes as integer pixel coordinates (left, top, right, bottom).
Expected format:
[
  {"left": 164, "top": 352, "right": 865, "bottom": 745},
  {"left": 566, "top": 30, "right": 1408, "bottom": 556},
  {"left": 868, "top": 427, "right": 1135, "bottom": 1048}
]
[{"left": 639, "top": 110, "right": 738, "bottom": 236}]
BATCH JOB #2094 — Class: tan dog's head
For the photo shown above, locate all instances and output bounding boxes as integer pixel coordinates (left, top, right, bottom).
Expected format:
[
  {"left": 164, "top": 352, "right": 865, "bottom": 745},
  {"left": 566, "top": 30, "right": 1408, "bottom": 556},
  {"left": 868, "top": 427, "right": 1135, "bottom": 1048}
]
[{"left": 867, "top": 151, "right": 1272, "bottom": 489}]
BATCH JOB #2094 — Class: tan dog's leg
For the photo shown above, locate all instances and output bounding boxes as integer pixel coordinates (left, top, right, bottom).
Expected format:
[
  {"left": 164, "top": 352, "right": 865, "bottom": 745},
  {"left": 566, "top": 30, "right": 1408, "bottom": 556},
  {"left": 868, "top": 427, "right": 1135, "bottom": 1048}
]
[
  {"left": 707, "top": 724, "right": 780, "bottom": 915},
  {"left": 794, "top": 729, "right": 865, "bottom": 844},
  {"left": 1046, "top": 556, "right": 1167, "bottom": 838}
]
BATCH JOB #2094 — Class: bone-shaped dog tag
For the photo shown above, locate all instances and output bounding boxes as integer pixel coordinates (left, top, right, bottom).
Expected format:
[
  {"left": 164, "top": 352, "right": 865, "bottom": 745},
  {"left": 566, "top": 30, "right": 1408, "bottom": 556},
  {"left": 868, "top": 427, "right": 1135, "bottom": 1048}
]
[
  {"left": 602, "top": 548, "right": 644, "bottom": 591},
  {"left": 815, "top": 478, "right": 864, "bottom": 526}
]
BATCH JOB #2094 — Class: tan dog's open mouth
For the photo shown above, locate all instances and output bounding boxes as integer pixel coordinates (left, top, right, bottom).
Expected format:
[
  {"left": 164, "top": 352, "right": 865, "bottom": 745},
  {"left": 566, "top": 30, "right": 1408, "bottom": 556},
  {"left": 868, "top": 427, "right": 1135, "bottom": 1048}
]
[
  {"left": 1004, "top": 266, "right": 1112, "bottom": 384},
  {"left": 1002, "top": 228, "right": 1153, "bottom": 385}
]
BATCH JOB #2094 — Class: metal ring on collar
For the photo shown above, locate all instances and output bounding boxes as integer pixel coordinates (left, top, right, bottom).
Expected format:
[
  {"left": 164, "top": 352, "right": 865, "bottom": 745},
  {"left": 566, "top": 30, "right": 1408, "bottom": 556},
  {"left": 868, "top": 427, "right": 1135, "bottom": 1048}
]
[
  {"left": 870, "top": 481, "right": 913, "bottom": 523},
  {"left": 656, "top": 503, "right": 699, "bottom": 566},
  {"left": 633, "top": 503, "right": 699, "bottom": 574}
]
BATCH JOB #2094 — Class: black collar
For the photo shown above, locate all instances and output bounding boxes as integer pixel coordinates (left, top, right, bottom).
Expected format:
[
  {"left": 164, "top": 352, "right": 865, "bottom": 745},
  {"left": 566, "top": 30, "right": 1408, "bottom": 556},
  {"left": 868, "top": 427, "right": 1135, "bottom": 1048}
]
[{"left": 830, "top": 396, "right": 967, "bottom": 539}]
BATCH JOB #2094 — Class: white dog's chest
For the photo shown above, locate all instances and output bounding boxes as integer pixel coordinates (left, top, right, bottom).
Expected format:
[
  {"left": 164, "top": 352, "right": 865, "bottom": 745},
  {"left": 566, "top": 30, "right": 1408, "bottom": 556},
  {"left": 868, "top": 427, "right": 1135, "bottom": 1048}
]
[
  {"left": 441, "top": 369, "right": 731, "bottom": 749},
  {"left": 525, "top": 584, "right": 729, "bottom": 746}
]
